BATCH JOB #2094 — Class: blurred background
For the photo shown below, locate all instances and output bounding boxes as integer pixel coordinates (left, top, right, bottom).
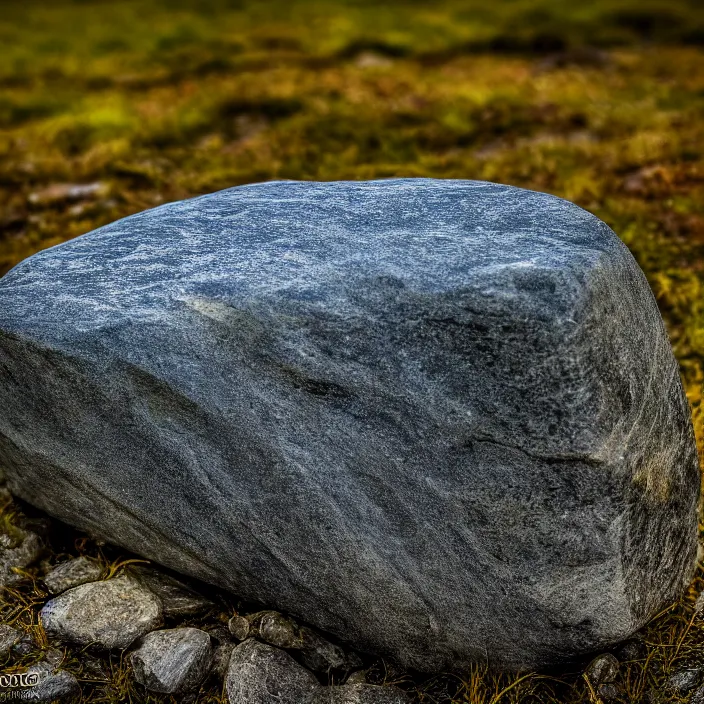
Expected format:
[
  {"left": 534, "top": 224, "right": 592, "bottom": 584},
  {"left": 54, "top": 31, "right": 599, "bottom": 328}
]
[{"left": 0, "top": 0, "right": 702, "bottom": 454}]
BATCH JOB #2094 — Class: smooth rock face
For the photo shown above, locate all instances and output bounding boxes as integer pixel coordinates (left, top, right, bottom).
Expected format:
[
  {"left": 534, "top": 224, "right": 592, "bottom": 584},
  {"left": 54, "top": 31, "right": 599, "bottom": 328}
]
[
  {"left": 0, "top": 179, "right": 699, "bottom": 671},
  {"left": 129, "top": 627, "right": 212, "bottom": 693},
  {"left": 43, "top": 556, "right": 103, "bottom": 594},
  {"left": 40, "top": 575, "right": 162, "bottom": 649}
]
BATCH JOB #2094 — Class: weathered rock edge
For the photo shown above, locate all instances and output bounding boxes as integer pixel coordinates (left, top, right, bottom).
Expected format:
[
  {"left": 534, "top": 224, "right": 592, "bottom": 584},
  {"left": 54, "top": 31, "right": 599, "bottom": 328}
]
[{"left": 0, "top": 179, "right": 699, "bottom": 672}]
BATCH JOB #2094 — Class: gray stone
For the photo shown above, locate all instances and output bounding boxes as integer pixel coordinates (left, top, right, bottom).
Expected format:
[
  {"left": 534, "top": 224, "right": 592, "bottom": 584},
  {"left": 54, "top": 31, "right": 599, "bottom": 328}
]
[
  {"left": 691, "top": 683, "right": 704, "bottom": 704},
  {"left": 251, "top": 610, "right": 301, "bottom": 649},
  {"left": 203, "top": 624, "right": 232, "bottom": 645},
  {"left": 224, "top": 639, "right": 406, "bottom": 704},
  {"left": 584, "top": 653, "right": 619, "bottom": 686},
  {"left": 314, "top": 684, "right": 410, "bottom": 704},
  {"left": 43, "top": 557, "right": 103, "bottom": 594},
  {"left": 211, "top": 642, "right": 236, "bottom": 680},
  {"left": 667, "top": 666, "right": 703, "bottom": 694},
  {"left": 129, "top": 627, "right": 212, "bottom": 694},
  {"left": 42, "top": 649, "right": 65, "bottom": 668},
  {"left": 228, "top": 614, "right": 251, "bottom": 641},
  {"left": 126, "top": 564, "right": 212, "bottom": 618},
  {"left": 0, "top": 179, "right": 699, "bottom": 671},
  {"left": 40, "top": 574, "right": 162, "bottom": 649},
  {"left": 225, "top": 639, "right": 320, "bottom": 704},
  {"left": 22, "top": 661, "right": 81, "bottom": 702},
  {"left": 0, "top": 527, "right": 42, "bottom": 588},
  {"left": 0, "top": 624, "right": 21, "bottom": 658}
]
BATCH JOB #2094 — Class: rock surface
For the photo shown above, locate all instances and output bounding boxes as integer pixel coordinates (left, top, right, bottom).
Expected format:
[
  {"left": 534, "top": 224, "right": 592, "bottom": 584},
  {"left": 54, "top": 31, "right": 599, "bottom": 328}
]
[
  {"left": 43, "top": 556, "right": 103, "bottom": 594},
  {"left": 22, "top": 661, "right": 81, "bottom": 702},
  {"left": 0, "top": 179, "right": 699, "bottom": 671},
  {"left": 40, "top": 574, "right": 162, "bottom": 649},
  {"left": 319, "top": 684, "right": 410, "bottom": 704},
  {"left": 0, "top": 624, "right": 21, "bottom": 658},
  {"left": 225, "top": 639, "right": 407, "bottom": 704},
  {"left": 0, "top": 525, "right": 42, "bottom": 588},
  {"left": 129, "top": 627, "right": 212, "bottom": 693},
  {"left": 126, "top": 564, "right": 212, "bottom": 618},
  {"left": 584, "top": 653, "right": 619, "bottom": 686},
  {"left": 226, "top": 639, "right": 320, "bottom": 704}
]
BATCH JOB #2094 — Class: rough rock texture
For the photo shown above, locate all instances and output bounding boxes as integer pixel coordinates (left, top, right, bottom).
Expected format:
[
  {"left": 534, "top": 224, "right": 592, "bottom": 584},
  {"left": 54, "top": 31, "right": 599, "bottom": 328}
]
[
  {"left": 667, "top": 666, "right": 704, "bottom": 694},
  {"left": 584, "top": 653, "right": 619, "bottom": 686},
  {"left": 211, "top": 642, "right": 236, "bottom": 680},
  {"left": 0, "top": 525, "right": 42, "bottom": 588},
  {"left": 129, "top": 627, "right": 212, "bottom": 693},
  {"left": 225, "top": 639, "right": 407, "bottom": 704},
  {"left": 43, "top": 556, "right": 103, "bottom": 594},
  {"left": 226, "top": 639, "right": 320, "bottom": 704},
  {"left": 40, "top": 575, "right": 162, "bottom": 649},
  {"left": 317, "top": 684, "right": 410, "bottom": 704},
  {"left": 23, "top": 661, "right": 81, "bottom": 702},
  {"left": 0, "top": 179, "right": 699, "bottom": 671},
  {"left": 126, "top": 564, "right": 212, "bottom": 618}
]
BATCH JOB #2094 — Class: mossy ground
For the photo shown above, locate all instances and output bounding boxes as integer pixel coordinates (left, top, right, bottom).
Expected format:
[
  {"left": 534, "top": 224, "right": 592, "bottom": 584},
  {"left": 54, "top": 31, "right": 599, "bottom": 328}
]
[{"left": 1, "top": 0, "right": 703, "bottom": 702}]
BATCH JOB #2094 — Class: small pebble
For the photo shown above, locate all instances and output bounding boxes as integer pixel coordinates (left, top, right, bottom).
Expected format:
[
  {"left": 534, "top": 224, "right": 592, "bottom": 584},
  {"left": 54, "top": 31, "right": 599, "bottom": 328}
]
[
  {"left": 584, "top": 653, "right": 619, "bottom": 686},
  {"left": 228, "top": 614, "right": 250, "bottom": 641},
  {"left": 43, "top": 556, "right": 103, "bottom": 594},
  {"left": 667, "top": 666, "right": 703, "bottom": 694}
]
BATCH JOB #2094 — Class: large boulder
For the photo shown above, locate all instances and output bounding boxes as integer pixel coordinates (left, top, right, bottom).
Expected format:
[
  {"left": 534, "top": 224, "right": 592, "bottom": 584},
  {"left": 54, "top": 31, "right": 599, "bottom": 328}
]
[{"left": 0, "top": 179, "right": 698, "bottom": 671}]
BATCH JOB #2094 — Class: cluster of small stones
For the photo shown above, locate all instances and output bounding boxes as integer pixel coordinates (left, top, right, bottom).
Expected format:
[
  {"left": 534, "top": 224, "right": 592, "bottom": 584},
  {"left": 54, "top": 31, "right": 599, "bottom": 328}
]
[{"left": 3, "top": 480, "right": 704, "bottom": 703}]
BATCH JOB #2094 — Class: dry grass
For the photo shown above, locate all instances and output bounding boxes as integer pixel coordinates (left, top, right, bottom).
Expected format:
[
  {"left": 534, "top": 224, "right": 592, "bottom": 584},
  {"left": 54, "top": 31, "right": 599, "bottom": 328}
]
[{"left": 0, "top": 0, "right": 703, "bottom": 702}]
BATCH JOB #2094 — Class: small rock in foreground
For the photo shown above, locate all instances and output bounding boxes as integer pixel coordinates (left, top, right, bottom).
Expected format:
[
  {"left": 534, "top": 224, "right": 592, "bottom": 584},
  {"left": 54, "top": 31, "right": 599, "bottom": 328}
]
[
  {"left": 315, "top": 683, "right": 410, "bottom": 704},
  {"left": 43, "top": 557, "right": 103, "bottom": 594},
  {"left": 228, "top": 614, "right": 250, "bottom": 641},
  {"left": 667, "top": 665, "right": 704, "bottom": 694},
  {"left": 225, "top": 639, "right": 407, "bottom": 704},
  {"left": 40, "top": 574, "right": 162, "bottom": 649},
  {"left": 584, "top": 653, "right": 619, "bottom": 686},
  {"left": 226, "top": 639, "right": 319, "bottom": 704},
  {"left": 130, "top": 627, "right": 212, "bottom": 694},
  {"left": 23, "top": 661, "right": 80, "bottom": 702}
]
